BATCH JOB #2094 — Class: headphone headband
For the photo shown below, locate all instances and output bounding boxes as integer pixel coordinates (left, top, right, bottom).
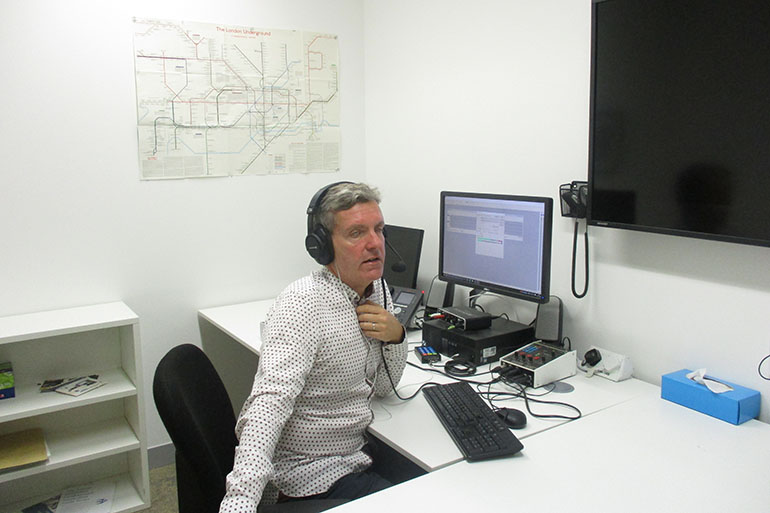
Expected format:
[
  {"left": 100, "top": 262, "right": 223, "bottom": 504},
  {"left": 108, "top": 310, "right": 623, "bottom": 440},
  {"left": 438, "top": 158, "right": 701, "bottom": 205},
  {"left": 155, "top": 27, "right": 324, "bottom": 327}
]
[{"left": 306, "top": 181, "right": 353, "bottom": 235}]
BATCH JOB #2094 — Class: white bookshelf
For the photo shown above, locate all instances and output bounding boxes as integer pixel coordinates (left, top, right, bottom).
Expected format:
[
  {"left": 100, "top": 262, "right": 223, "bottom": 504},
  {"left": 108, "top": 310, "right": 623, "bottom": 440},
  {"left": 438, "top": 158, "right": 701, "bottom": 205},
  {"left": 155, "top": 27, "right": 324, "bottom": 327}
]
[{"left": 0, "top": 302, "right": 150, "bottom": 513}]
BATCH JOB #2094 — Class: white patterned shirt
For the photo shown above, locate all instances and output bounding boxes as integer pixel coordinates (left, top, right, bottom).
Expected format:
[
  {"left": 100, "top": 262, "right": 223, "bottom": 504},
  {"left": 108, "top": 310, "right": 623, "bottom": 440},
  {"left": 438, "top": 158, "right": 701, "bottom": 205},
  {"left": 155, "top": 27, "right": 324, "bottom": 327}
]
[{"left": 219, "top": 267, "right": 408, "bottom": 513}]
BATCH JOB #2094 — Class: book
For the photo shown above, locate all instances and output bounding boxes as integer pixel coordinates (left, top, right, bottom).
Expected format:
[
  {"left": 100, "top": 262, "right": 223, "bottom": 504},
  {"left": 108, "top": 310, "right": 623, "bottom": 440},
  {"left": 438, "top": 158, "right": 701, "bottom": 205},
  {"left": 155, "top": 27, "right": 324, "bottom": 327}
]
[
  {"left": 54, "top": 376, "right": 106, "bottom": 397},
  {"left": 0, "top": 428, "right": 48, "bottom": 472},
  {"left": 39, "top": 374, "right": 99, "bottom": 393},
  {"left": 0, "top": 361, "right": 14, "bottom": 399}
]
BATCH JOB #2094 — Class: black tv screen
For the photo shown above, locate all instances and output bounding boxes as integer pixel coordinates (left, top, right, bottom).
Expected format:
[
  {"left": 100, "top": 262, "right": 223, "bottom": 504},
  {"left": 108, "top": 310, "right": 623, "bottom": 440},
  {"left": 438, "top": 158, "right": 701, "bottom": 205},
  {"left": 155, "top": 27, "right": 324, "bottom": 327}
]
[{"left": 588, "top": 0, "right": 770, "bottom": 247}]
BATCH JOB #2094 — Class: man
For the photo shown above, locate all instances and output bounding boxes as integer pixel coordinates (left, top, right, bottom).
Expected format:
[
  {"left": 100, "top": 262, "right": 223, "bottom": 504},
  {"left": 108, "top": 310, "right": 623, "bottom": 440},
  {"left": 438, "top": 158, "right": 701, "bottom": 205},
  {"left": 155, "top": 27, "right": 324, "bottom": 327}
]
[{"left": 220, "top": 182, "right": 408, "bottom": 513}]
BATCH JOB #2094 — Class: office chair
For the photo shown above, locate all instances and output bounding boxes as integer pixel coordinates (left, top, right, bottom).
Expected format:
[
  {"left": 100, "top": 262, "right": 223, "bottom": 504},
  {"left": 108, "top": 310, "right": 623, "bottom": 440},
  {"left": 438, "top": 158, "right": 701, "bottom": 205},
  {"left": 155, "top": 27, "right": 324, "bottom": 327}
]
[{"left": 153, "top": 344, "right": 346, "bottom": 513}]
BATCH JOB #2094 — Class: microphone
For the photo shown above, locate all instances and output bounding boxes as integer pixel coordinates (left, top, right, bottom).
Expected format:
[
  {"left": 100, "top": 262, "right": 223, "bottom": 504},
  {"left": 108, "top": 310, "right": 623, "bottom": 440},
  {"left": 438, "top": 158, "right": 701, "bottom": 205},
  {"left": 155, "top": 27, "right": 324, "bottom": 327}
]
[{"left": 385, "top": 237, "right": 407, "bottom": 273}]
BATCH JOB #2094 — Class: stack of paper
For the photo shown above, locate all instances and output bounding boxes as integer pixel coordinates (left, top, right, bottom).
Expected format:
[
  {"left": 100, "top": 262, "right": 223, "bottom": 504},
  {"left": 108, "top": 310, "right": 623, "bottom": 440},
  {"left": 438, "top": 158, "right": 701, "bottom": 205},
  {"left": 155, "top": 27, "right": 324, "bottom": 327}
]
[
  {"left": 39, "top": 375, "right": 105, "bottom": 396},
  {"left": 56, "top": 482, "right": 115, "bottom": 513}
]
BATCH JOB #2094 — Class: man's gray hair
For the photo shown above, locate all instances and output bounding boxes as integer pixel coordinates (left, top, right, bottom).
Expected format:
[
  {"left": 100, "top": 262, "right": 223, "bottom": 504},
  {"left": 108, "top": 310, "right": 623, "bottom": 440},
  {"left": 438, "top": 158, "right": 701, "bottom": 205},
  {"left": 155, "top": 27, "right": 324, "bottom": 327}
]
[{"left": 319, "top": 182, "right": 381, "bottom": 232}]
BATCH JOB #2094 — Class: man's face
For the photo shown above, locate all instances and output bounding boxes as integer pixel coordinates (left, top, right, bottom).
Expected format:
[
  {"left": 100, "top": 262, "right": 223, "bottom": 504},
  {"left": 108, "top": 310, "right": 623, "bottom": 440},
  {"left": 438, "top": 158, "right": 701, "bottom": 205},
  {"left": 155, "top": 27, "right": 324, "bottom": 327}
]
[{"left": 329, "top": 201, "right": 386, "bottom": 296}]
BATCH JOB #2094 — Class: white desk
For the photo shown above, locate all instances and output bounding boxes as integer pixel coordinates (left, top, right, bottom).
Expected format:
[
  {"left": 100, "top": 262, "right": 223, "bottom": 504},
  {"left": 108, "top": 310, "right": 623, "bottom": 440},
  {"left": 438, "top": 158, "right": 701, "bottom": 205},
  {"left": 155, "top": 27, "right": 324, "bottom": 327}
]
[
  {"left": 198, "top": 299, "right": 272, "bottom": 354},
  {"left": 198, "top": 299, "right": 272, "bottom": 413},
  {"left": 198, "top": 300, "right": 656, "bottom": 472},
  {"left": 330, "top": 390, "right": 770, "bottom": 513}
]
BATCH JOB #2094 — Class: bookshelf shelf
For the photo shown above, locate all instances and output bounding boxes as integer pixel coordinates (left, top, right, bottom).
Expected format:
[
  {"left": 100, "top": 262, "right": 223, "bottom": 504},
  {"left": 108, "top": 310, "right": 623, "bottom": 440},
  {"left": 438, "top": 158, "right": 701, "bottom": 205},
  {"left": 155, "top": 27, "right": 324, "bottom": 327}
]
[{"left": 0, "top": 367, "right": 136, "bottom": 423}]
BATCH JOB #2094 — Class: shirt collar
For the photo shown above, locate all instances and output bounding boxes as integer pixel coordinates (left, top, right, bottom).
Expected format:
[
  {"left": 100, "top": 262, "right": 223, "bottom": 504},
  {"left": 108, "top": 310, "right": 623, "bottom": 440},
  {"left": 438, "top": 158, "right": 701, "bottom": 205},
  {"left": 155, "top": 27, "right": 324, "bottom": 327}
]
[{"left": 318, "top": 267, "right": 377, "bottom": 306}]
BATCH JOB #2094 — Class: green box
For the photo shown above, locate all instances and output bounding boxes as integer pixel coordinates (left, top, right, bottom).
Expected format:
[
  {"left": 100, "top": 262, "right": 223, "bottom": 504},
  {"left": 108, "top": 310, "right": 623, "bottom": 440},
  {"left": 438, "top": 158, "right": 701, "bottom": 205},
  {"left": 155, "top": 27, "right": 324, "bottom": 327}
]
[{"left": 0, "top": 361, "right": 15, "bottom": 400}]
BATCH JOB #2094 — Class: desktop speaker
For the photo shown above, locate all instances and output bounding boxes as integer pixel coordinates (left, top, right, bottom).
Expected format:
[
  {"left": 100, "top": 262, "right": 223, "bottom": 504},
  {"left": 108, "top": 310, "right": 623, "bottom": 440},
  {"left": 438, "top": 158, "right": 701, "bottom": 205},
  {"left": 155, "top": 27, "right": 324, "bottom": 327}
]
[{"left": 535, "top": 296, "right": 563, "bottom": 344}]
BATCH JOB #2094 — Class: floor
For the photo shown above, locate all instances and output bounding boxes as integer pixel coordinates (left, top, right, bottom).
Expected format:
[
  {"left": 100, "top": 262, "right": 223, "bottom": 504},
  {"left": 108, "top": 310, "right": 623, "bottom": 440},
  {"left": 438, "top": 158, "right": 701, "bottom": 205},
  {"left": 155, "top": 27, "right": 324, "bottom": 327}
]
[{"left": 147, "top": 464, "right": 178, "bottom": 513}]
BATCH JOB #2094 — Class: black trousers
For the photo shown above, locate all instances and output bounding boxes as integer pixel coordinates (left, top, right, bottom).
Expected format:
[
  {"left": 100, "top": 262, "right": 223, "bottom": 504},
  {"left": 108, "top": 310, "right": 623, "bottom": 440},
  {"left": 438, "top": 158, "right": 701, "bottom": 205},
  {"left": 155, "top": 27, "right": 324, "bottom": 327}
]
[
  {"left": 280, "top": 469, "right": 391, "bottom": 503},
  {"left": 278, "top": 435, "right": 425, "bottom": 504}
]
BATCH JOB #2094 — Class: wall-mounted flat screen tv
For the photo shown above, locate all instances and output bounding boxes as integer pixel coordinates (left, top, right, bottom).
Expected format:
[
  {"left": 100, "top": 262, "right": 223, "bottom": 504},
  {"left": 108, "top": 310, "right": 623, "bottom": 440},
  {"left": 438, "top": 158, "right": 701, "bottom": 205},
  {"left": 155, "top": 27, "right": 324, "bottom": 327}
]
[{"left": 588, "top": 0, "right": 770, "bottom": 247}]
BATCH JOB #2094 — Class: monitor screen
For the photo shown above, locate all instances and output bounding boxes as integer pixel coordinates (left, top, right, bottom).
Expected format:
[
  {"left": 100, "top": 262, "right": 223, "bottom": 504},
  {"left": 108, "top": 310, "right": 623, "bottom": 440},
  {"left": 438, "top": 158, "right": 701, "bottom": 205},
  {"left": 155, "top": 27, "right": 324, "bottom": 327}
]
[
  {"left": 588, "top": 0, "right": 770, "bottom": 247},
  {"left": 383, "top": 224, "right": 424, "bottom": 289},
  {"left": 439, "top": 191, "right": 553, "bottom": 304}
]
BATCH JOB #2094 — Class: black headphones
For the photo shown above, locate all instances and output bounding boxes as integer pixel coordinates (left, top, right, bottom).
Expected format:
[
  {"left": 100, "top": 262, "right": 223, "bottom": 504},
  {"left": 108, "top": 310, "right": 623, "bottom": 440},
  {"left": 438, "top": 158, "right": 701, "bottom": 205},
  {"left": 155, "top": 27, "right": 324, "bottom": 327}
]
[{"left": 305, "top": 181, "right": 354, "bottom": 265}]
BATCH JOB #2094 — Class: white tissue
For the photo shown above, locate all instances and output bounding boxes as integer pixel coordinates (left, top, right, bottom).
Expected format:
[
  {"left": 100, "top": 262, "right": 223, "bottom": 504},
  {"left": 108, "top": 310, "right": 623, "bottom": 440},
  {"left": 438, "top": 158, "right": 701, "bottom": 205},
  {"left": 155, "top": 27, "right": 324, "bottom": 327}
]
[{"left": 686, "top": 368, "right": 734, "bottom": 394}]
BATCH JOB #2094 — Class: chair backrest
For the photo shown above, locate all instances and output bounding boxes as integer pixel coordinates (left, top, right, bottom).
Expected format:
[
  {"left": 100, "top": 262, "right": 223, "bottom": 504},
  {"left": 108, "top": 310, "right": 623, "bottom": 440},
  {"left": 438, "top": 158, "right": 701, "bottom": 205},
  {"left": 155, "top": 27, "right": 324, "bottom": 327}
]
[{"left": 153, "top": 344, "right": 238, "bottom": 513}]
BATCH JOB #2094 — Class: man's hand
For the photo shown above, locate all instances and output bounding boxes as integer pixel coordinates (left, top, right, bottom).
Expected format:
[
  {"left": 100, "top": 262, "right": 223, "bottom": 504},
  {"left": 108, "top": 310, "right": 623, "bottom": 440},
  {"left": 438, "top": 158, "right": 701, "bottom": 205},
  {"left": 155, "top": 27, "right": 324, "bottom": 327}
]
[{"left": 356, "top": 301, "right": 404, "bottom": 343}]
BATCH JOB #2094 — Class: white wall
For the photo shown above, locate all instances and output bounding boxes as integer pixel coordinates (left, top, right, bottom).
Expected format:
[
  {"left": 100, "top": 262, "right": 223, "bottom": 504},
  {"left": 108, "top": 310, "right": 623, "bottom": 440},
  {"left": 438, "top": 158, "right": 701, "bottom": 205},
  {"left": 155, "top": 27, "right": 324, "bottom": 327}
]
[
  {"left": 0, "top": 0, "right": 366, "bottom": 449},
  {"left": 364, "top": 0, "right": 770, "bottom": 422}
]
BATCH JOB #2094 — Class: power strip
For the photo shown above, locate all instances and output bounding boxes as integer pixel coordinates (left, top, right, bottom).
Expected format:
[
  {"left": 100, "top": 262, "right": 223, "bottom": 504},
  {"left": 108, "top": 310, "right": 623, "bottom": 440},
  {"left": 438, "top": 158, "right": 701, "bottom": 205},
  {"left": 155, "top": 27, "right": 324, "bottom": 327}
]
[{"left": 500, "top": 341, "right": 576, "bottom": 388}]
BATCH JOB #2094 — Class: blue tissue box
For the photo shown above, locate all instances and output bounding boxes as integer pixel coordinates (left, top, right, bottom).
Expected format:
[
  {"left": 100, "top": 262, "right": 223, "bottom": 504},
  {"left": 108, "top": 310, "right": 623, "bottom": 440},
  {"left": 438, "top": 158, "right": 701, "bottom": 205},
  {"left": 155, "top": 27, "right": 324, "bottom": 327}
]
[{"left": 661, "top": 369, "right": 760, "bottom": 425}]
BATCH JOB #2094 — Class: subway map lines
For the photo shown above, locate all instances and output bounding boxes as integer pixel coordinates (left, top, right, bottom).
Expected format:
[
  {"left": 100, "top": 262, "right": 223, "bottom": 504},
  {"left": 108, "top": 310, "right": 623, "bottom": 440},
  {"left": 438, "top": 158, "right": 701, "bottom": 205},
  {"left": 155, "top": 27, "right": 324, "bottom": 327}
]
[{"left": 133, "top": 18, "right": 340, "bottom": 179}]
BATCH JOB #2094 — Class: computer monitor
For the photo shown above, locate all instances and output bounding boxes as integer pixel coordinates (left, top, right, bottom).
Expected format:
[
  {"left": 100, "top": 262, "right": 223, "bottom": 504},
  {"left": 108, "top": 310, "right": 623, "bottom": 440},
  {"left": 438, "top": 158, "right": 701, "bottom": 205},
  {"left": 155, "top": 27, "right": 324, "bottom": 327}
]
[
  {"left": 439, "top": 191, "right": 553, "bottom": 304},
  {"left": 383, "top": 224, "right": 424, "bottom": 289}
]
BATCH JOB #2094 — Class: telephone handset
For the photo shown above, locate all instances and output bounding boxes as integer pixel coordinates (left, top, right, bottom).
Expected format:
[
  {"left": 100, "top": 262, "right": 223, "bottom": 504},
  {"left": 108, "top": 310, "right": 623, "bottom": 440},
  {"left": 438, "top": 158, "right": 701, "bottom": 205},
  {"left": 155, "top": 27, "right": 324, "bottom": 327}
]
[
  {"left": 389, "top": 285, "right": 423, "bottom": 327},
  {"left": 559, "top": 181, "right": 588, "bottom": 219}
]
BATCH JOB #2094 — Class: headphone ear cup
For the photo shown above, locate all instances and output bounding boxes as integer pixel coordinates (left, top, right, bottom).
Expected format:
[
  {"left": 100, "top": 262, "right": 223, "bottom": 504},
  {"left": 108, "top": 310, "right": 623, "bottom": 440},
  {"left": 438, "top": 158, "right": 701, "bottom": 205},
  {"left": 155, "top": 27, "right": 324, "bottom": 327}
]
[
  {"left": 305, "top": 225, "right": 334, "bottom": 265},
  {"left": 305, "top": 181, "right": 352, "bottom": 265}
]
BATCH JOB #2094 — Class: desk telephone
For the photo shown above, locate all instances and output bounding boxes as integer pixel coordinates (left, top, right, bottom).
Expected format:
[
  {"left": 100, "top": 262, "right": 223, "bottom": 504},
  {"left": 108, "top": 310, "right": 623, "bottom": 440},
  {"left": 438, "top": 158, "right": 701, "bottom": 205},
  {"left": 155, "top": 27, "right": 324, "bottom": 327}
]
[{"left": 389, "top": 285, "right": 423, "bottom": 326}]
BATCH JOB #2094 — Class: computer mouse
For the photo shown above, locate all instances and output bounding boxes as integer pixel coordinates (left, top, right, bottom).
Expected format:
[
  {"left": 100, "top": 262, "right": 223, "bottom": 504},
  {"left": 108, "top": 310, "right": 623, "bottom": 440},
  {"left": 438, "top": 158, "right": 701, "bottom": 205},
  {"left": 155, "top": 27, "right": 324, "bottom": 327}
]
[{"left": 496, "top": 408, "right": 527, "bottom": 429}]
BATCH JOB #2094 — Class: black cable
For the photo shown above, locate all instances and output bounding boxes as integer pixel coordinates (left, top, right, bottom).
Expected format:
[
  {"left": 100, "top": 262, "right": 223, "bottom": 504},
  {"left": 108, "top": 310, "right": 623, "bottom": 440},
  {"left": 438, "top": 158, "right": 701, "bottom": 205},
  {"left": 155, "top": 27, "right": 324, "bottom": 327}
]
[
  {"left": 444, "top": 358, "right": 477, "bottom": 377},
  {"left": 379, "top": 341, "right": 499, "bottom": 400},
  {"left": 476, "top": 366, "right": 582, "bottom": 420},
  {"left": 515, "top": 382, "right": 556, "bottom": 397},
  {"left": 422, "top": 274, "right": 442, "bottom": 318},
  {"left": 467, "top": 293, "right": 514, "bottom": 322},
  {"left": 571, "top": 220, "right": 589, "bottom": 299},
  {"left": 517, "top": 382, "right": 581, "bottom": 421},
  {"left": 759, "top": 354, "right": 770, "bottom": 380},
  {"left": 480, "top": 381, "right": 582, "bottom": 421},
  {"left": 468, "top": 288, "right": 485, "bottom": 308},
  {"left": 379, "top": 345, "right": 443, "bottom": 400},
  {"left": 405, "top": 360, "right": 497, "bottom": 385}
]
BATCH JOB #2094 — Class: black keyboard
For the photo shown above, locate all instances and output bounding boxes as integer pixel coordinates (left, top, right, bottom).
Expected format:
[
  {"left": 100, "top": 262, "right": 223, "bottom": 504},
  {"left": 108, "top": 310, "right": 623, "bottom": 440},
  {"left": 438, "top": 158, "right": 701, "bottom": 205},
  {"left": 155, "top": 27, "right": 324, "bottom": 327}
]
[{"left": 422, "top": 381, "right": 524, "bottom": 461}]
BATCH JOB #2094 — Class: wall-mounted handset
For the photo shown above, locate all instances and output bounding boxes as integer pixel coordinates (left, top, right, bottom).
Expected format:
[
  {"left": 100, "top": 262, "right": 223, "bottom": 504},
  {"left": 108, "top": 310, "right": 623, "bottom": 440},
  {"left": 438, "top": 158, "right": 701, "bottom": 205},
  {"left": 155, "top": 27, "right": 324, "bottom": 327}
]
[
  {"left": 559, "top": 181, "right": 589, "bottom": 299},
  {"left": 559, "top": 181, "right": 588, "bottom": 219}
]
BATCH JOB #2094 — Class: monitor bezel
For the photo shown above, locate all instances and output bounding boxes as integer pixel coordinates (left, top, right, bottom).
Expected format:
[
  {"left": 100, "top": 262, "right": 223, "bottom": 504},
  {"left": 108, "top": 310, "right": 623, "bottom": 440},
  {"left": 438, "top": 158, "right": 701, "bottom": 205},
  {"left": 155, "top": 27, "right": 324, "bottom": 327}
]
[{"left": 438, "top": 190, "right": 553, "bottom": 304}]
